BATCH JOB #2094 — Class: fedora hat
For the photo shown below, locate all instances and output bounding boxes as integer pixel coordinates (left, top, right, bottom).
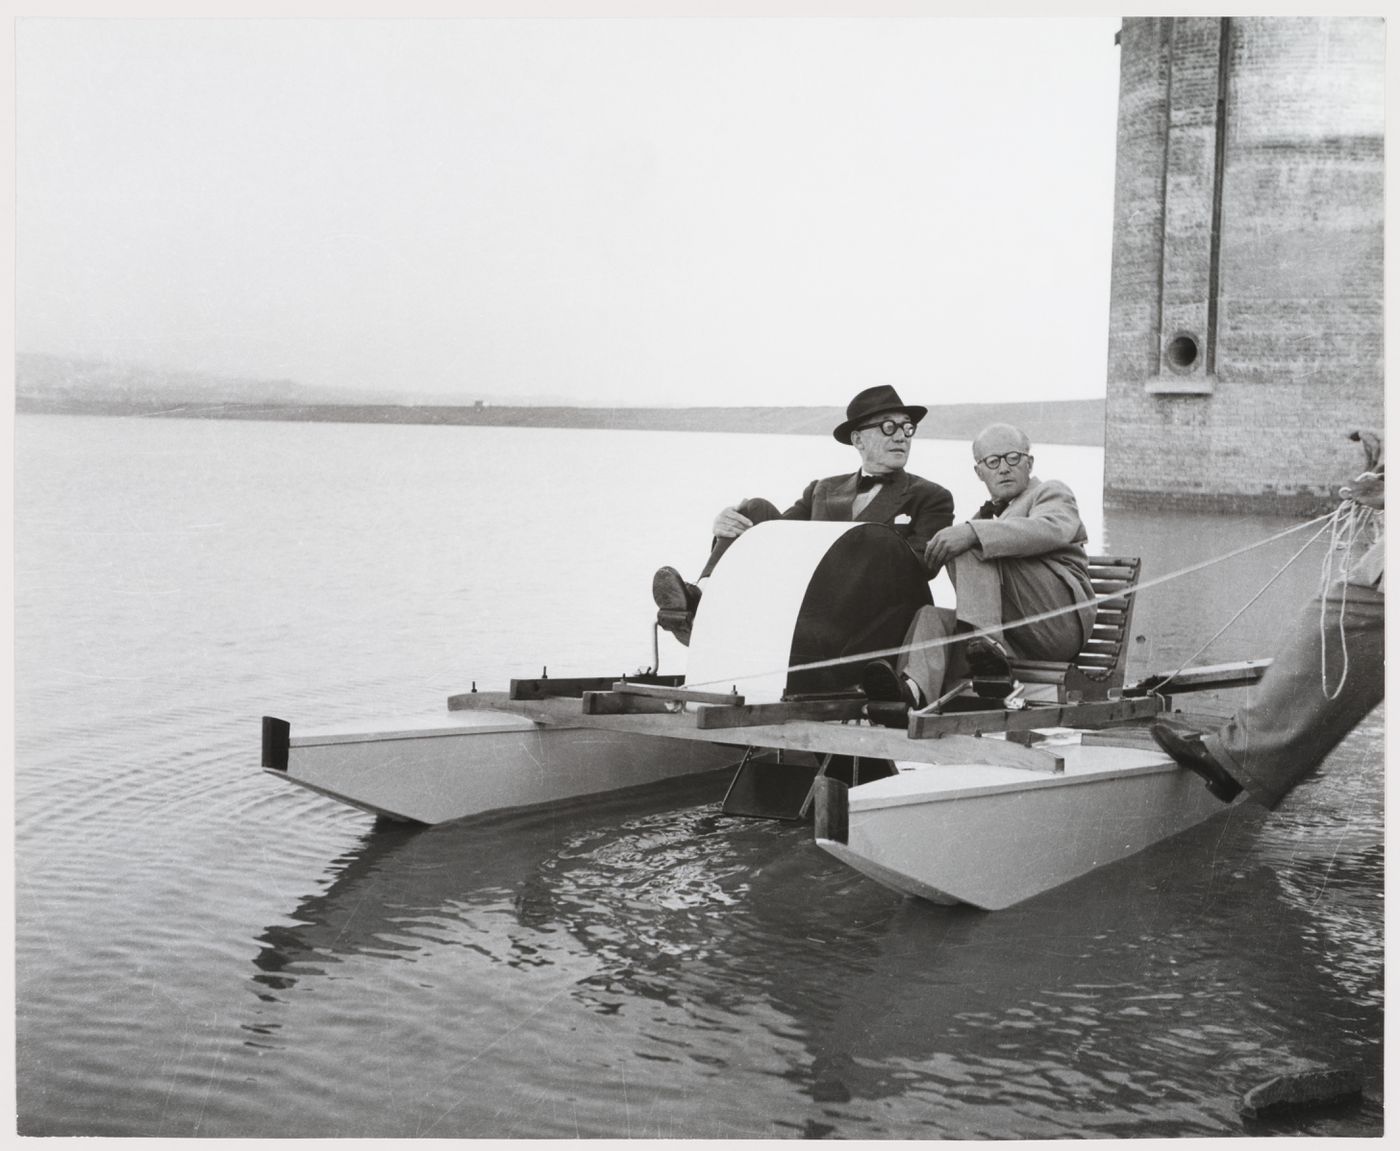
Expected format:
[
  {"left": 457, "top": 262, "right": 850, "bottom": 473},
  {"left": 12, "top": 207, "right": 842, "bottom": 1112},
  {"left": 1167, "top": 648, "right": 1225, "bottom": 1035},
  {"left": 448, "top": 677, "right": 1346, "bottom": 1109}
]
[{"left": 833, "top": 385, "right": 928, "bottom": 445}]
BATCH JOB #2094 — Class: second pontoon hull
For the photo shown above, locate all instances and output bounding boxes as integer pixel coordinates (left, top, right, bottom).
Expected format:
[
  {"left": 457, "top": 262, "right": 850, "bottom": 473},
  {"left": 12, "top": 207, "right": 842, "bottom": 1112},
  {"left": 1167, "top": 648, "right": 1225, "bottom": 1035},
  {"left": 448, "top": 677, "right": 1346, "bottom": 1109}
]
[
  {"left": 266, "top": 709, "right": 742, "bottom": 825},
  {"left": 817, "top": 741, "right": 1234, "bottom": 910}
]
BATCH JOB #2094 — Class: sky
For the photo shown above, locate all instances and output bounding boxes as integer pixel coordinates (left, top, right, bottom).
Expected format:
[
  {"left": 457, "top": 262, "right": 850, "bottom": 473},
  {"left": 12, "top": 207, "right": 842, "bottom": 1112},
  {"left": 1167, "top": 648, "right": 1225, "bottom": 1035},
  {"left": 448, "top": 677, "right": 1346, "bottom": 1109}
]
[{"left": 15, "top": 15, "right": 1125, "bottom": 407}]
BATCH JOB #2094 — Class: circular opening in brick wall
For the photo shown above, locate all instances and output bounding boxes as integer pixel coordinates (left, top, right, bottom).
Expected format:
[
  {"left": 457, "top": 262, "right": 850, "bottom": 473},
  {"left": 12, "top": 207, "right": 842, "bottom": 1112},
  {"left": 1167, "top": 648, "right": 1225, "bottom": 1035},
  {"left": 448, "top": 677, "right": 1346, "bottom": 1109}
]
[{"left": 1165, "top": 333, "right": 1200, "bottom": 373}]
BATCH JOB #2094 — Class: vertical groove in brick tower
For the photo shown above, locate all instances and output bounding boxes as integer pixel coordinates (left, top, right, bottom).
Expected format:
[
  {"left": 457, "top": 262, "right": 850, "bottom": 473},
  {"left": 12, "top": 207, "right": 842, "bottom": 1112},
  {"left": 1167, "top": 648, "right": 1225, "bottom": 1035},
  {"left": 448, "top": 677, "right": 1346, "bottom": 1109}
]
[{"left": 1104, "top": 17, "right": 1384, "bottom": 512}]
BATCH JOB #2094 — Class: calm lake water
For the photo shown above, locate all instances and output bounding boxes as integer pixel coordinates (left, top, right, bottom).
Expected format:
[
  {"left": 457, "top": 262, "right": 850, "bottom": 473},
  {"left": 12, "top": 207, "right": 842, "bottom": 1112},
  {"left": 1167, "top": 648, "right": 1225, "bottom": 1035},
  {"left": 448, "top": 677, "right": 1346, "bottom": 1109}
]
[{"left": 13, "top": 414, "right": 1383, "bottom": 1137}]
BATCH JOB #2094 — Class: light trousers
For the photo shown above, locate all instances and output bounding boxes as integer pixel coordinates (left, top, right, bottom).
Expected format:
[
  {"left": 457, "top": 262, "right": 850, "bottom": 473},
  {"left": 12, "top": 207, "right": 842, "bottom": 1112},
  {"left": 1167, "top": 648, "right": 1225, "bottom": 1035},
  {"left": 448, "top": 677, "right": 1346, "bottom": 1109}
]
[
  {"left": 1204, "top": 580, "right": 1385, "bottom": 809},
  {"left": 895, "top": 552, "right": 1089, "bottom": 702}
]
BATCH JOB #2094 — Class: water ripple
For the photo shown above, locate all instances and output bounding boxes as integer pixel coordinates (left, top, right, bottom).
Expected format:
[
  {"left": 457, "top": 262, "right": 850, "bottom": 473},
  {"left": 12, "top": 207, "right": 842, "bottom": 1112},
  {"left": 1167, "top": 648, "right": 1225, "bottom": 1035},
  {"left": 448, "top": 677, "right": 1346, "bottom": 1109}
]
[{"left": 15, "top": 417, "right": 1383, "bottom": 1138}]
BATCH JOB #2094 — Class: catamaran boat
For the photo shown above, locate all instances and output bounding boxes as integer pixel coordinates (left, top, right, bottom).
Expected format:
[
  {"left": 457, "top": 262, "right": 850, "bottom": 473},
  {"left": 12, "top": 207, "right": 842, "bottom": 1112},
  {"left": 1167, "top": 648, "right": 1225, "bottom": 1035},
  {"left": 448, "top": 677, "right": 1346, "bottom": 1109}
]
[{"left": 260, "top": 521, "right": 1266, "bottom": 910}]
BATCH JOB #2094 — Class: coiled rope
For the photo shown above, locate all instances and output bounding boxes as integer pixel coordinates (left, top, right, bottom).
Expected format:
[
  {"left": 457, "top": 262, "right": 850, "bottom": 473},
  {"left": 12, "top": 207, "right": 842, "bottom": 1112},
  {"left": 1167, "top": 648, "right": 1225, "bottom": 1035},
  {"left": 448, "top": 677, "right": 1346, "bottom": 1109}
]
[{"left": 684, "top": 508, "right": 1342, "bottom": 694}]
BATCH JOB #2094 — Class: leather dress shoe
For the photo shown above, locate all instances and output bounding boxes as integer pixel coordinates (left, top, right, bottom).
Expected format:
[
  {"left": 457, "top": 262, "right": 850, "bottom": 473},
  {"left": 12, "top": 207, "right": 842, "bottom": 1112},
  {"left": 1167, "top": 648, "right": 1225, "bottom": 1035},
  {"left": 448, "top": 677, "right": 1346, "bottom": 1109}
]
[
  {"left": 861, "top": 659, "right": 918, "bottom": 706},
  {"left": 653, "top": 566, "right": 700, "bottom": 647},
  {"left": 862, "top": 659, "right": 919, "bottom": 728},
  {"left": 1150, "top": 721, "right": 1243, "bottom": 803},
  {"left": 652, "top": 566, "right": 701, "bottom": 613},
  {"left": 965, "top": 636, "right": 1016, "bottom": 699},
  {"left": 965, "top": 635, "right": 1011, "bottom": 680}
]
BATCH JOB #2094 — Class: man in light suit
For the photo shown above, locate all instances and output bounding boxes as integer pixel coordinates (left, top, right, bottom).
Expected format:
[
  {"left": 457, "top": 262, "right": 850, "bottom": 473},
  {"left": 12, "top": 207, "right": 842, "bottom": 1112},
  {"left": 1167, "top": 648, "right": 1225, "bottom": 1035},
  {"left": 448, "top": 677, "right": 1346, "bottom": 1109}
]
[
  {"left": 653, "top": 385, "right": 955, "bottom": 645},
  {"left": 863, "top": 422, "right": 1095, "bottom": 713}
]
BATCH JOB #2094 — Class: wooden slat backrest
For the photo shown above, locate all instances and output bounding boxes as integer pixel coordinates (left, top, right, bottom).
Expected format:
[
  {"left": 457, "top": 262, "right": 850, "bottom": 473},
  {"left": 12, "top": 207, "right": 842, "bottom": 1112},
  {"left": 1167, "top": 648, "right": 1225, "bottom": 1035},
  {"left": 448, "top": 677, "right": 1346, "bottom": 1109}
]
[{"left": 1069, "top": 555, "right": 1141, "bottom": 697}]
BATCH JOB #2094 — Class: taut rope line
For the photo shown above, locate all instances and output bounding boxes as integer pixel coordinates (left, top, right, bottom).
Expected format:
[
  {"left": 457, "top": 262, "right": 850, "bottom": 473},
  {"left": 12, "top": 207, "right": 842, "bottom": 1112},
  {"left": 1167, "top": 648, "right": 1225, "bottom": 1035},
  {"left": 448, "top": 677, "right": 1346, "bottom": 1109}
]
[
  {"left": 683, "top": 509, "right": 1337, "bottom": 693},
  {"left": 1147, "top": 510, "right": 1340, "bottom": 694}
]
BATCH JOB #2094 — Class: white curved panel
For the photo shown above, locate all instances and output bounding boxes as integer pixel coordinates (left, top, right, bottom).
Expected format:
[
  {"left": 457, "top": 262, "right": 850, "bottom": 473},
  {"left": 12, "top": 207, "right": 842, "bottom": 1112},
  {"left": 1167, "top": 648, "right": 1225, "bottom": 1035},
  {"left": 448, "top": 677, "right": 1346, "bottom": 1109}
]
[{"left": 683, "top": 520, "right": 864, "bottom": 704}]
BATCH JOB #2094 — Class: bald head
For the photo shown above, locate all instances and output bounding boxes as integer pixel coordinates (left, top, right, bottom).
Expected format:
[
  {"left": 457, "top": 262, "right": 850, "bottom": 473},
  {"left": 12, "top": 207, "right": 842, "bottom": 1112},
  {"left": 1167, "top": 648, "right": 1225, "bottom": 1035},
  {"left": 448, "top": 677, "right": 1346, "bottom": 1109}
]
[
  {"left": 972, "top": 423, "right": 1031, "bottom": 461},
  {"left": 971, "top": 423, "right": 1034, "bottom": 501}
]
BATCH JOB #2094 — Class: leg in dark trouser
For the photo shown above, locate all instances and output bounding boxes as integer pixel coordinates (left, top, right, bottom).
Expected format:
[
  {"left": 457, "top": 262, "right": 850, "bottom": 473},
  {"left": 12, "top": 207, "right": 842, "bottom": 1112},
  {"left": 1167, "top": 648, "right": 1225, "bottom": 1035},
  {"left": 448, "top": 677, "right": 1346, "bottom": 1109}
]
[
  {"left": 656, "top": 497, "right": 784, "bottom": 647},
  {"left": 698, "top": 497, "right": 783, "bottom": 579}
]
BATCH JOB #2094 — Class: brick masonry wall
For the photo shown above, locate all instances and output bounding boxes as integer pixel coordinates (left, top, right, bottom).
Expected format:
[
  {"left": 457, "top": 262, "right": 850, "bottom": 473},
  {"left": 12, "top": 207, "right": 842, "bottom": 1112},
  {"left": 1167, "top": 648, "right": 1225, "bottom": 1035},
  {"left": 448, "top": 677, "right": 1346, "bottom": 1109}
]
[{"left": 1105, "top": 16, "right": 1384, "bottom": 511}]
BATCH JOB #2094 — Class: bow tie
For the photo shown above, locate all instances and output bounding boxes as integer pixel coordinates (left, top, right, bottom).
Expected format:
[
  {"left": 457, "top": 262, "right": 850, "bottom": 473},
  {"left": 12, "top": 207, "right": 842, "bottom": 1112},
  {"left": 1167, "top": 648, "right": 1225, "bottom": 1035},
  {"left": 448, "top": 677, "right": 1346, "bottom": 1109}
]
[
  {"left": 977, "top": 497, "right": 1010, "bottom": 518},
  {"left": 857, "top": 471, "right": 899, "bottom": 492}
]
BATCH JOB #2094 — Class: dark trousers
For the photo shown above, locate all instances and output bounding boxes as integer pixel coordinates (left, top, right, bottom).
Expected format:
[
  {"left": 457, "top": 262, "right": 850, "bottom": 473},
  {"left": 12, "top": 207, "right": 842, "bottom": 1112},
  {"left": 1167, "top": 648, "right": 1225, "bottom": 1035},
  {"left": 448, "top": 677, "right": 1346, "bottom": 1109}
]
[{"left": 698, "top": 497, "right": 782, "bottom": 578}]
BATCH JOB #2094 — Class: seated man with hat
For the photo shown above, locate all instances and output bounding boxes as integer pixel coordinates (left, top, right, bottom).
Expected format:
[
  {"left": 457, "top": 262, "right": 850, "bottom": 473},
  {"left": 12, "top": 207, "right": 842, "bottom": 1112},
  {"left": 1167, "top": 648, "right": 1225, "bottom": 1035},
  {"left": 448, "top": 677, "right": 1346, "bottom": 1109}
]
[{"left": 653, "top": 385, "right": 955, "bottom": 645}]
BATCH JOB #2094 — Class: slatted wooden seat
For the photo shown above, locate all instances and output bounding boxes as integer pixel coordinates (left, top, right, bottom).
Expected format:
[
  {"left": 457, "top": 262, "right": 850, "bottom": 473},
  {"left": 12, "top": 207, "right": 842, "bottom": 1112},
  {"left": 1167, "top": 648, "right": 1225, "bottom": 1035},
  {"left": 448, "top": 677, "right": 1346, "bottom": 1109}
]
[{"left": 1009, "top": 555, "right": 1142, "bottom": 703}]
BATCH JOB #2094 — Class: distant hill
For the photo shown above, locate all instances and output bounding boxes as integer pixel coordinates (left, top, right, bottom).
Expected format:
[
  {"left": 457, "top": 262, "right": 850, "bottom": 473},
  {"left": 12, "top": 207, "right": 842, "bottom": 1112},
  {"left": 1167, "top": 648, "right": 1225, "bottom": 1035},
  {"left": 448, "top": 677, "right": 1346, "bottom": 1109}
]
[
  {"left": 15, "top": 351, "right": 365, "bottom": 407},
  {"left": 14, "top": 352, "right": 1106, "bottom": 445},
  {"left": 14, "top": 351, "right": 610, "bottom": 408}
]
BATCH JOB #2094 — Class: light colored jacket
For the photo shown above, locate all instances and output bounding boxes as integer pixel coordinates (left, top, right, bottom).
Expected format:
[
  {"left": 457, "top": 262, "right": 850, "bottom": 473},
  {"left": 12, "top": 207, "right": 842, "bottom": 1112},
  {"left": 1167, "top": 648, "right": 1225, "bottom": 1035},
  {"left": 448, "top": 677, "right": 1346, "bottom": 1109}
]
[{"left": 968, "top": 475, "right": 1096, "bottom": 638}]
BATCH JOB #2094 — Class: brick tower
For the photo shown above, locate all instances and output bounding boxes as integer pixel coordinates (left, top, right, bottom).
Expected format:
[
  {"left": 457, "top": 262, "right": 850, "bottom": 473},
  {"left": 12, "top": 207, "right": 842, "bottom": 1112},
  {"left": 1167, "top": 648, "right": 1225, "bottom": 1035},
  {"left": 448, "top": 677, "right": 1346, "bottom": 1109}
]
[{"left": 1104, "top": 17, "right": 1384, "bottom": 511}]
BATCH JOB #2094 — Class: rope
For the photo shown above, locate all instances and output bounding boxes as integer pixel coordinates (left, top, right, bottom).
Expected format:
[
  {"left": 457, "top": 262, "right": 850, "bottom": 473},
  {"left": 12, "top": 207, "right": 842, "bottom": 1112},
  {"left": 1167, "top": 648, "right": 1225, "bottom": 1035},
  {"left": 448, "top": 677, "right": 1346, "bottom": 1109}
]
[
  {"left": 1148, "top": 511, "right": 1338, "bottom": 694},
  {"left": 1319, "top": 501, "right": 1379, "bottom": 700},
  {"left": 683, "top": 509, "right": 1337, "bottom": 692}
]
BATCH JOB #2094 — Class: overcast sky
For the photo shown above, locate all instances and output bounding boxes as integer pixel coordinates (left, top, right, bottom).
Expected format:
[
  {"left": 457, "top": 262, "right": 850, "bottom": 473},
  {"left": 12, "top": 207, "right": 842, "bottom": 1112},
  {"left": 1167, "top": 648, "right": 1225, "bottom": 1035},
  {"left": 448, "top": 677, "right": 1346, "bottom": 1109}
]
[{"left": 16, "top": 16, "right": 1124, "bottom": 406}]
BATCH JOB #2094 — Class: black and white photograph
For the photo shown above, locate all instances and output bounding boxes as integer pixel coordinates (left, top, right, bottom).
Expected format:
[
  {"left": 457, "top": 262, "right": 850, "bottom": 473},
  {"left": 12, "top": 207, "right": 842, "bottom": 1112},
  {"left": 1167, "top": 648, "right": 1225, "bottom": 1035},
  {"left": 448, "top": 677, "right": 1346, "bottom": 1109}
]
[{"left": 11, "top": 6, "right": 1387, "bottom": 1139}]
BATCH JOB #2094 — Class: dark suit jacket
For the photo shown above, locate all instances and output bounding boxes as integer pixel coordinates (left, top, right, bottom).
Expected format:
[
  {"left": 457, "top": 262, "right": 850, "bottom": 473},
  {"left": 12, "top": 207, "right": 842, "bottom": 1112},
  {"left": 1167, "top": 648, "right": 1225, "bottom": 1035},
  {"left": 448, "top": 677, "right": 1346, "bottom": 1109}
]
[{"left": 782, "top": 470, "right": 955, "bottom": 575}]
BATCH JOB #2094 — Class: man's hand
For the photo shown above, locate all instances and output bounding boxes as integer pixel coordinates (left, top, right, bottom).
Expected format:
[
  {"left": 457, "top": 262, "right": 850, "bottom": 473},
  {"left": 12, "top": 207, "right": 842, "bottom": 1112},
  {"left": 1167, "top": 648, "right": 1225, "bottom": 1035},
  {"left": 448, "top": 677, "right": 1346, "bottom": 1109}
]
[
  {"left": 923, "top": 523, "right": 978, "bottom": 573},
  {"left": 713, "top": 505, "right": 755, "bottom": 539},
  {"left": 1342, "top": 471, "right": 1385, "bottom": 510}
]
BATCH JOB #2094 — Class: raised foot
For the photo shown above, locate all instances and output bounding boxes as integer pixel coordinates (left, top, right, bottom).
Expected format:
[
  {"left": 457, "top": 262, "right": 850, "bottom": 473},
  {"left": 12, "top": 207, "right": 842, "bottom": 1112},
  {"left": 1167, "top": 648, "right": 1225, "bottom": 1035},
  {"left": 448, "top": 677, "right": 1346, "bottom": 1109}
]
[{"left": 1150, "top": 721, "right": 1243, "bottom": 802}]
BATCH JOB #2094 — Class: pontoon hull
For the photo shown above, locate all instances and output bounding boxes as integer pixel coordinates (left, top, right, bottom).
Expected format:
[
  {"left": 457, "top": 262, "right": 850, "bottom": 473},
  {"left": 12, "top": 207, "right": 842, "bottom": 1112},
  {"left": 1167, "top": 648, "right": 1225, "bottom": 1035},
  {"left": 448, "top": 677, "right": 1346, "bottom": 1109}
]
[
  {"left": 264, "top": 709, "right": 742, "bottom": 825},
  {"left": 816, "top": 741, "right": 1234, "bottom": 910}
]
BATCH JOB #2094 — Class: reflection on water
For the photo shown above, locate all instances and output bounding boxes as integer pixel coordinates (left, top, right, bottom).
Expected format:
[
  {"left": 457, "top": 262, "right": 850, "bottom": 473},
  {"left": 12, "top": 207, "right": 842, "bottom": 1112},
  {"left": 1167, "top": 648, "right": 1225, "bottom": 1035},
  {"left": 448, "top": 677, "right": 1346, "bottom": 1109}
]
[
  {"left": 15, "top": 417, "right": 1382, "bottom": 1137},
  {"left": 234, "top": 764, "right": 1381, "bottom": 1138}
]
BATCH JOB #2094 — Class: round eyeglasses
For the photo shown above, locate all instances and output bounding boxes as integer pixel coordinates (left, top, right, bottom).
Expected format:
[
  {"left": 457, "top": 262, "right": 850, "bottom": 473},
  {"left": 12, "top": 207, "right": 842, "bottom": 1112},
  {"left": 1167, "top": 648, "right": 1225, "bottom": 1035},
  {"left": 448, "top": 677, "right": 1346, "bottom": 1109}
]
[
  {"left": 859, "top": 419, "right": 917, "bottom": 438},
  {"left": 978, "top": 451, "right": 1028, "bottom": 469}
]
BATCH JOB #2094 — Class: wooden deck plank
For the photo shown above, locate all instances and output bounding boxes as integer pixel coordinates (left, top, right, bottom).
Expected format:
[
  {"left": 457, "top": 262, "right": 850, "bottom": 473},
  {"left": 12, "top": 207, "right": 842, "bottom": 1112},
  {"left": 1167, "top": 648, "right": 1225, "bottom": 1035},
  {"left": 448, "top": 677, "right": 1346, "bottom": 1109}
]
[
  {"left": 1123, "top": 659, "right": 1273, "bottom": 696},
  {"left": 610, "top": 681, "right": 744, "bottom": 705},
  {"left": 580, "top": 691, "right": 678, "bottom": 715},
  {"left": 448, "top": 692, "right": 1069, "bottom": 770},
  {"left": 695, "top": 698, "right": 868, "bottom": 729},
  {"left": 907, "top": 695, "right": 1163, "bottom": 739},
  {"left": 456, "top": 673, "right": 685, "bottom": 705}
]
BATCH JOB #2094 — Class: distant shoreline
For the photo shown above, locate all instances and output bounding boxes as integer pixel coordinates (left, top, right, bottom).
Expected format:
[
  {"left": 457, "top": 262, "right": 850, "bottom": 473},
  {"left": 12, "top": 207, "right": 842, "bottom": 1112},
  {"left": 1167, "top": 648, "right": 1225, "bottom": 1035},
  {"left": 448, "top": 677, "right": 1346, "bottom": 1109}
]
[{"left": 15, "top": 396, "right": 1107, "bottom": 446}]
